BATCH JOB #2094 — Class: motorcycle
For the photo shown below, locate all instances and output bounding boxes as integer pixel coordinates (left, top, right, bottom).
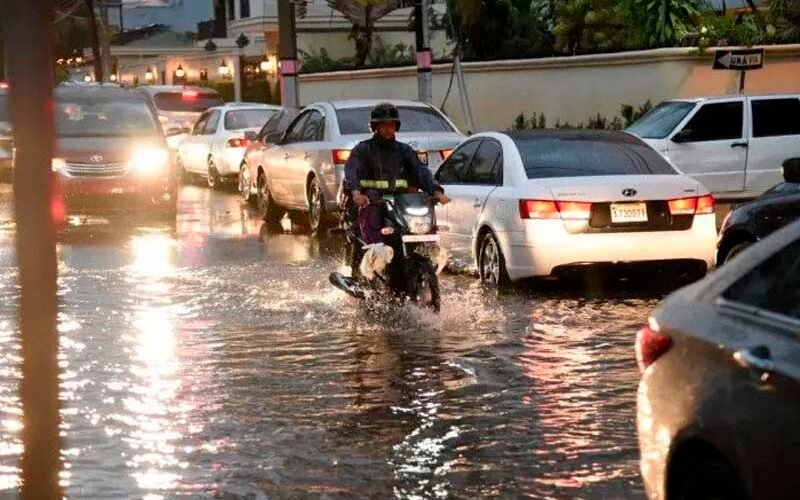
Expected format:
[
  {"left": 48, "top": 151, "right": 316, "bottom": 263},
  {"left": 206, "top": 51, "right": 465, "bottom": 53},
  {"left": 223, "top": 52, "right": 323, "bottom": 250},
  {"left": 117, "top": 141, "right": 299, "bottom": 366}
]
[{"left": 329, "top": 191, "right": 445, "bottom": 313}]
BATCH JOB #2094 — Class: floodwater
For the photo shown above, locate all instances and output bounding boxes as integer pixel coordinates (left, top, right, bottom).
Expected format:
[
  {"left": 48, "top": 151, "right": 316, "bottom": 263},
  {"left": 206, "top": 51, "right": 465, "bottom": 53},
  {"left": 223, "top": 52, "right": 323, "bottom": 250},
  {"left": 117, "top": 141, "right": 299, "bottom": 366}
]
[{"left": 0, "top": 184, "right": 665, "bottom": 499}]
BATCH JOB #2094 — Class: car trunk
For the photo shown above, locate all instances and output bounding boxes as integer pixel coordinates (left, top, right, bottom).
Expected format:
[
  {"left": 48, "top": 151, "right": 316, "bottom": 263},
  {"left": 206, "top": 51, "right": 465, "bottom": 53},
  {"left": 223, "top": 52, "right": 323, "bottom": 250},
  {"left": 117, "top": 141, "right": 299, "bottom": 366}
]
[{"left": 532, "top": 175, "right": 702, "bottom": 234}]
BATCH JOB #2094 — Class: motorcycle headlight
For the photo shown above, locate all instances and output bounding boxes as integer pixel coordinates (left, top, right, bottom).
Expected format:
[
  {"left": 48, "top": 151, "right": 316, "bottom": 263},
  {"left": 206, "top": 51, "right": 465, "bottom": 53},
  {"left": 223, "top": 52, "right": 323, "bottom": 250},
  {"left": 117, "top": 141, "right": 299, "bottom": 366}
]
[
  {"left": 131, "top": 147, "right": 169, "bottom": 175},
  {"left": 406, "top": 214, "right": 433, "bottom": 235}
]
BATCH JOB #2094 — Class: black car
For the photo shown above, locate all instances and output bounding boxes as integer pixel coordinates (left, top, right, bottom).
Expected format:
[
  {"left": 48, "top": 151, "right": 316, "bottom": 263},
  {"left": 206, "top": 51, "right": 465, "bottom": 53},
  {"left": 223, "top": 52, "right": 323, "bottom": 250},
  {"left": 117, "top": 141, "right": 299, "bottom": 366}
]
[{"left": 717, "top": 158, "right": 800, "bottom": 265}]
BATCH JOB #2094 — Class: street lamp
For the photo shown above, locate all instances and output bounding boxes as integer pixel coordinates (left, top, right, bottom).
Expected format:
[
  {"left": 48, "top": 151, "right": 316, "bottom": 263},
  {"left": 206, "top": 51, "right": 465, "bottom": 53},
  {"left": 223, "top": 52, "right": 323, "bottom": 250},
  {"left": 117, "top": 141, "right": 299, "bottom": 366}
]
[
  {"left": 175, "top": 65, "right": 185, "bottom": 79},
  {"left": 84, "top": 74, "right": 93, "bottom": 83},
  {"left": 109, "top": 73, "right": 118, "bottom": 82}
]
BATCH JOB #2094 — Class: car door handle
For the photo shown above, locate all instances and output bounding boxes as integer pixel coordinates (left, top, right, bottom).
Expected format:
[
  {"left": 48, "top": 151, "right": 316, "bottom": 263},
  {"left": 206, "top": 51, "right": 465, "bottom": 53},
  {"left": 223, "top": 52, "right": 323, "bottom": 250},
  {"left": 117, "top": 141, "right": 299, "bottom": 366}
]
[
  {"left": 472, "top": 199, "right": 482, "bottom": 208},
  {"left": 734, "top": 345, "right": 775, "bottom": 373},
  {"left": 303, "top": 153, "right": 311, "bottom": 160},
  {"left": 731, "top": 142, "right": 748, "bottom": 149},
  {"left": 284, "top": 153, "right": 290, "bottom": 160}
]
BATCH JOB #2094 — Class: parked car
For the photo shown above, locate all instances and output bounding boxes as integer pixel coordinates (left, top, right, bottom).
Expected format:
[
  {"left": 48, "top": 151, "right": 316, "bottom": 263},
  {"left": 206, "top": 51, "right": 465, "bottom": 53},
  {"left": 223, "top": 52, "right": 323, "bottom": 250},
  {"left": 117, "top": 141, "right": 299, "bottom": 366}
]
[
  {"left": 52, "top": 85, "right": 177, "bottom": 217},
  {"left": 0, "top": 84, "right": 13, "bottom": 179},
  {"left": 257, "top": 99, "right": 464, "bottom": 235},
  {"left": 434, "top": 130, "right": 717, "bottom": 286},
  {"left": 135, "top": 85, "right": 225, "bottom": 150},
  {"left": 628, "top": 93, "right": 800, "bottom": 200},
  {"left": 177, "top": 103, "right": 280, "bottom": 189},
  {"left": 717, "top": 158, "right": 800, "bottom": 265},
  {"left": 636, "top": 218, "right": 800, "bottom": 500},
  {"left": 238, "top": 107, "right": 299, "bottom": 207}
]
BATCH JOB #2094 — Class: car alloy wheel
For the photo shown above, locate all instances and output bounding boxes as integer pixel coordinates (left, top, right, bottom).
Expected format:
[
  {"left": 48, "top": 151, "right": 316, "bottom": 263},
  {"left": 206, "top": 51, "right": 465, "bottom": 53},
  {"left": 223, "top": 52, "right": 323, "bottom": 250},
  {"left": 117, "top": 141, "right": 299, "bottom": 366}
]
[
  {"left": 479, "top": 232, "right": 509, "bottom": 287},
  {"left": 239, "top": 164, "right": 252, "bottom": 203},
  {"left": 308, "top": 177, "right": 325, "bottom": 236}
]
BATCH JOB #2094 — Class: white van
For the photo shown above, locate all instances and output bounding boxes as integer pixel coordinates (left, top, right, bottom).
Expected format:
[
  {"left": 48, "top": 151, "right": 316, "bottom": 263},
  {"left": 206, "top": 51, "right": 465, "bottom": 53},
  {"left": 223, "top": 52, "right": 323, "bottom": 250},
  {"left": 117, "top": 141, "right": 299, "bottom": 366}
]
[{"left": 628, "top": 94, "right": 800, "bottom": 200}]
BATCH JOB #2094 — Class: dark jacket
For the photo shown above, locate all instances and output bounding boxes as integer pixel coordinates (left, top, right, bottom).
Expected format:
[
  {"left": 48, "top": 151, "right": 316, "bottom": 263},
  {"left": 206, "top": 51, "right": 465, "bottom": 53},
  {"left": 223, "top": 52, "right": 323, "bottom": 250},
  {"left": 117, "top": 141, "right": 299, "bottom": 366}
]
[{"left": 344, "top": 135, "right": 442, "bottom": 195}]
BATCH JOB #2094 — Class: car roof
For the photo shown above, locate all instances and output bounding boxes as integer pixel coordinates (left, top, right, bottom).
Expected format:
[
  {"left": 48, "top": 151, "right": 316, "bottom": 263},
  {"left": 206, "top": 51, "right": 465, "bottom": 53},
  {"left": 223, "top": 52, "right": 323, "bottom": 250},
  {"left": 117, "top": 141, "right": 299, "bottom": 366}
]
[
  {"left": 136, "top": 85, "right": 221, "bottom": 96},
  {"left": 55, "top": 85, "right": 148, "bottom": 102},
  {"left": 326, "top": 99, "right": 433, "bottom": 110},
  {"left": 505, "top": 129, "right": 643, "bottom": 144},
  {"left": 666, "top": 93, "right": 800, "bottom": 104}
]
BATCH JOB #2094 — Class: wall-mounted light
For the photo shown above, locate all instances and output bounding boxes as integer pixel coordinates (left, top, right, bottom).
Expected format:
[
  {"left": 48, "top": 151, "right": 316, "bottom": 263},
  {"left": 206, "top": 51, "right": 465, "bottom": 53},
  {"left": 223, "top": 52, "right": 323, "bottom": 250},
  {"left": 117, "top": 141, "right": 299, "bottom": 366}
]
[
  {"left": 175, "top": 64, "right": 186, "bottom": 79},
  {"left": 109, "top": 73, "right": 118, "bottom": 82},
  {"left": 84, "top": 74, "right": 93, "bottom": 83},
  {"left": 260, "top": 55, "right": 278, "bottom": 76},
  {"left": 218, "top": 60, "right": 230, "bottom": 77},
  {"left": 145, "top": 67, "right": 155, "bottom": 82}
]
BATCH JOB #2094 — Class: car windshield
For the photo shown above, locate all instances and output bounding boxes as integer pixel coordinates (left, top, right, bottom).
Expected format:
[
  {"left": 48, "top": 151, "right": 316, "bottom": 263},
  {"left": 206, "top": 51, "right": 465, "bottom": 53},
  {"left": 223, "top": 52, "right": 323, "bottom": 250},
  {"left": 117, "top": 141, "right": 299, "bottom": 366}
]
[
  {"left": 337, "top": 106, "right": 454, "bottom": 135},
  {"left": 515, "top": 136, "right": 678, "bottom": 178},
  {"left": 153, "top": 91, "right": 224, "bottom": 113},
  {"left": 225, "top": 109, "right": 275, "bottom": 131},
  {"left": 626, "top": 101, "right": 696, "bottom": 139},
  {"left": 56, "top": 100, "right": 159, "bottom": 138}
]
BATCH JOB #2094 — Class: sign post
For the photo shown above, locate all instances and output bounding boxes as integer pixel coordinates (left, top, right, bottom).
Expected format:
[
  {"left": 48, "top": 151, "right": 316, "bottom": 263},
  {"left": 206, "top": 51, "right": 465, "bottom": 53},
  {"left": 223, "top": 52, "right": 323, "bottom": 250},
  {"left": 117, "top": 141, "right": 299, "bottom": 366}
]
[{"left": 712, "top": 48, "right": 764, "bottom": 93}]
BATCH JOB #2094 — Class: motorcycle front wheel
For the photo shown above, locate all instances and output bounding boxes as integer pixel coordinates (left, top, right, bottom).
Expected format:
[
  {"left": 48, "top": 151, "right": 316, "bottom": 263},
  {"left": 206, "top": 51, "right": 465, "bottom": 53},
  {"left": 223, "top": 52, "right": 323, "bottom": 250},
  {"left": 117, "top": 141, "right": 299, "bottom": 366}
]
[{"left": 411, "top": 260, "right": 441, "bottom": 313}]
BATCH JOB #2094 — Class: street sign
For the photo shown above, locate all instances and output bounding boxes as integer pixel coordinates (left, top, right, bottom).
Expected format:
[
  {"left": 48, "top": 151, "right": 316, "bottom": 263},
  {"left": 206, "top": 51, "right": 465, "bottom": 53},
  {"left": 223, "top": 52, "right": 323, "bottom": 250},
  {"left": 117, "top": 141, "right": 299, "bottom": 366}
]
[{"left": 713, "top": 49, "right": 764, "bottom": 70}]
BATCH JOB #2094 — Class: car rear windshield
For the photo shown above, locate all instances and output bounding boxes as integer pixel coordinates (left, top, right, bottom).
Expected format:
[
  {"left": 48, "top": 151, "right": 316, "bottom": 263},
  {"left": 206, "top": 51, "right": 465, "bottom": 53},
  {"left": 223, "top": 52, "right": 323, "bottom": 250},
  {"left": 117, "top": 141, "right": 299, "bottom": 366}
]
[
  {"left": 337, "top": 106, "right": 454, "bottom": 135},
  {"left": 153, "top": 91, "right": 224, "bottom": 113},
  {"left": 626, "top": 101, "right": 695, "bottom": 139},
  {"left": 56, "top": 100, "right": 159, "bottom": 138},
  {"left": 225, "top": 109, "right": 276, "bottom": 131},
  {"left": 515, "top": 137, "right": 678, "bottom": 179}
]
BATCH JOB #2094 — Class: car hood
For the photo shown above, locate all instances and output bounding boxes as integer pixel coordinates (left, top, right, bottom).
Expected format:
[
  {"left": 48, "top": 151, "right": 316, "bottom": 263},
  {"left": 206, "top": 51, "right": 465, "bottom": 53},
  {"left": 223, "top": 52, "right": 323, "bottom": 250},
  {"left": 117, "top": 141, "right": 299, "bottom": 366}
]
[{"left": 56, "top": 136, "right": 166, "bottom": 164}]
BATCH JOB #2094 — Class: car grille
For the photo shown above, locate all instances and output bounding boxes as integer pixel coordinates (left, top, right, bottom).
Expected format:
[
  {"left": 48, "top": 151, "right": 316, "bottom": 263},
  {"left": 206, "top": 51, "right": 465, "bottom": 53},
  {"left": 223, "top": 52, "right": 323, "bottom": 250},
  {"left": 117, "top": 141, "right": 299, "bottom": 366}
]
[
  {"left": 63, "top": 161, "right": 129, "bottom": 178},
  {"left": 565, "top": 201, "right": 694, "bottom": 234}
]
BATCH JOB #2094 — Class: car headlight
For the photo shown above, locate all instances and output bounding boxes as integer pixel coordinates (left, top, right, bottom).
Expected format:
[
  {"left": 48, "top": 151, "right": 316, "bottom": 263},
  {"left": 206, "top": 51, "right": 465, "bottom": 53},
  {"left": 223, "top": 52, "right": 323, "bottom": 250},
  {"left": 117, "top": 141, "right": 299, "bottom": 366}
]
[
  {"left": 131, "top": 147, "right": 169, "bottom": 174},
  {"left": 51, "top": 158, "right": 66, "bottom": 172}
]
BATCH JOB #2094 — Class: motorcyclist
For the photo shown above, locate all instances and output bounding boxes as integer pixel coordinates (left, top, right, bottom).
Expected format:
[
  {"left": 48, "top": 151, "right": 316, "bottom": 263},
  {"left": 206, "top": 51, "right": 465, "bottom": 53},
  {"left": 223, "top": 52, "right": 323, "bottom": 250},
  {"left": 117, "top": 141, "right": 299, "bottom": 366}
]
[{"left": 344, "top": 102, "right": 449, "bottom": 248}]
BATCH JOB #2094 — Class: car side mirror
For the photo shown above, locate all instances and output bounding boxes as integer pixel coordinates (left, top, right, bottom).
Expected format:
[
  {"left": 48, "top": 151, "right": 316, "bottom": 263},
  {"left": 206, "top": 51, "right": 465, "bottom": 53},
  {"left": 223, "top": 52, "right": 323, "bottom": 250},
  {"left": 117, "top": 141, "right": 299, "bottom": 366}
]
[
  {"left": 783, "top": 158, "right": 800, "bottom": 183},
  {"left": 672, "top": 129, "right": 693, "bottom": 143},
  {"left": 244, "top": 131, "right": 258, "bottom": 142},
  {"left": 165, "top": 126, "right": 184, "bottom": 138}
]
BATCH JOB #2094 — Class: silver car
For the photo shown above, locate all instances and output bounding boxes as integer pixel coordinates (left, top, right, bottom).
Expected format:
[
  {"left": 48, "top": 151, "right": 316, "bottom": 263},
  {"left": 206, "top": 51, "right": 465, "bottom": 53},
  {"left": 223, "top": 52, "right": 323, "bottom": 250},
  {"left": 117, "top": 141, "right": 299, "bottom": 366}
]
[
  {"left": 637, "top": 219, "right": 800, "bottom": 500},
  {"left": 255, "top": 99, "right": 464, "bottom": 235}
]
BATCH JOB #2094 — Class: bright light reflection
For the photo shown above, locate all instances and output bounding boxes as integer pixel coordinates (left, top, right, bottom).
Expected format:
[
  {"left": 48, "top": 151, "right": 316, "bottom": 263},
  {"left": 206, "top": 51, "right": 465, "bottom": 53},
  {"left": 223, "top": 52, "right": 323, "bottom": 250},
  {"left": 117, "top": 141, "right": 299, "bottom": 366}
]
[{"left": 130, "top": 235, "right": 175, "bottom": 278}]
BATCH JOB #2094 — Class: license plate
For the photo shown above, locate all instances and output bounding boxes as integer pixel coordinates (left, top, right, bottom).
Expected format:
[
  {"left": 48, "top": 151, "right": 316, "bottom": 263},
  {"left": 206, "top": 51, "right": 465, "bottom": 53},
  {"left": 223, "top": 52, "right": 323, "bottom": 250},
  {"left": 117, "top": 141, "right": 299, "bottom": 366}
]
[
  {"left": 610, "top": 202, "right": 648, "bottom": 223},
  {"left": 402, "top": 234, "right": 439, "bottom": 243}
]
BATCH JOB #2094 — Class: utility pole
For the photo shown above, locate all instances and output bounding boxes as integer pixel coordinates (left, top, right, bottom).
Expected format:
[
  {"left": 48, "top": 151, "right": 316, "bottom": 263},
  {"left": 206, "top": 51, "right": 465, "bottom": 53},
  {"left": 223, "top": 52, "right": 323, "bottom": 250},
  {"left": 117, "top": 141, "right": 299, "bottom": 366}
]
[
  {"left": 277, "top": 0, "right": 299, "bottom": 108},
  {"left": 99, "top": 1, "right": 112, "bottom": 82},
  {"left": 85, "top": 0, "right": 104, "bottom": 81},
  {"left": 3, "top": 1, "right": 62, "bottom": 498},
  {"left": 415, "top": 0, "right": 432, "bottom": 103}
]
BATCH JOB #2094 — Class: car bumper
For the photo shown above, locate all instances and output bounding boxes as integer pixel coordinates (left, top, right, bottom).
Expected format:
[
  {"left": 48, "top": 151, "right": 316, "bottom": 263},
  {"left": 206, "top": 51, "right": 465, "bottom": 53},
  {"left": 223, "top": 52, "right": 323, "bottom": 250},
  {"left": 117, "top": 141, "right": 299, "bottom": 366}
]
[
  {"left": 500, "top": 214, "right": 717, "bottom": 281},
  {"left": 218, "top": 148, "right": 247, "bottom": 177},
  {"left": 57, "top": 173, "right": 177, "bottom": 213}
]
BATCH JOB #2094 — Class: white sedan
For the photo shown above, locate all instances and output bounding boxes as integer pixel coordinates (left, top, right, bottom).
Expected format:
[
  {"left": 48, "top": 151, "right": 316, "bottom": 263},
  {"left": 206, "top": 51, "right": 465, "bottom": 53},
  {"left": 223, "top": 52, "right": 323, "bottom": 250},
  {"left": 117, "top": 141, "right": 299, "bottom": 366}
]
[
  {"left": 434, "top": 130, "right": 718, "bottom": 286},
  {"left": 177, "top": 103, "right": 281, "bottom": 189}
]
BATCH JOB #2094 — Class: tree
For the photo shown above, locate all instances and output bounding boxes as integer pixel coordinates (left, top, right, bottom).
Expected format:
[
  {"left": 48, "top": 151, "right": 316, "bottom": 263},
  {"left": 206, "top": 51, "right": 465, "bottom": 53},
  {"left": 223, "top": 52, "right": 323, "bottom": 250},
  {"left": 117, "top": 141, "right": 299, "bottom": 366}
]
[
  {"left": 766, "top": 0, "right": 800, "bottom": 42},
  {"left": 554, "top": 0, "right": 643, "bottom": 54},
  {"left": 630, "top": 0, "right": 702, "bottom": 46},
  {"left": 446, "top": 0, "right": 553, "bottom": 60},
  {"left": 326, "top": 0, "right": 414, "bottom": 67}
]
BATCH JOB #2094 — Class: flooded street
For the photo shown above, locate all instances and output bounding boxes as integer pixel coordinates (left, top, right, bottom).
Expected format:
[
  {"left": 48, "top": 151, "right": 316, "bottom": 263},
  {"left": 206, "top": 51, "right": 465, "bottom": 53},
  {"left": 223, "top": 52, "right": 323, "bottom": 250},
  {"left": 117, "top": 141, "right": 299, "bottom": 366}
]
[{"left": 0, "top": 184, "right": 663, "bottom": 499}]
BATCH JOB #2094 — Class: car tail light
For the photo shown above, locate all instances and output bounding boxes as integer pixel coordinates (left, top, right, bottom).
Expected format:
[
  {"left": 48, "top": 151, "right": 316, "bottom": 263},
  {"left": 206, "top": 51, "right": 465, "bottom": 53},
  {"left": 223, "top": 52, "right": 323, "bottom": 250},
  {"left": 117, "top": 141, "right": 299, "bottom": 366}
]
[
  {"left": 667, "top": 195, "right": 716, "bottom": 216},
  {"left": 226, "top": 138, "right": 249, "bottom": 148},
  {"left": 696, "top": 194, "right": 715, "bottom": 214},
  {"left": 519, "top": 200, "right": 592, "bottom": 220},
  {"left": 556, "top": 201, "right": 592, "bottom": 220},
  {"left": 440, "top": 149, "right": 453, "bottom": 160},
  {"left": 668, "top": 196, "right": 698, "bottom": 215},
  {"left": 182, "top": 90, "right": 198, "bottom": 99},
  {"left": 0, "top": 82, "right": 8, "bottom": 90},
  {"left": 636, "top": 323, "right": 672, "bottom": 372},
  {"left": 332, "top": 149, "right": 351, "bottom": 165},
  {"left": 519, "top": 200, "right": 559, "bottom": 219}
]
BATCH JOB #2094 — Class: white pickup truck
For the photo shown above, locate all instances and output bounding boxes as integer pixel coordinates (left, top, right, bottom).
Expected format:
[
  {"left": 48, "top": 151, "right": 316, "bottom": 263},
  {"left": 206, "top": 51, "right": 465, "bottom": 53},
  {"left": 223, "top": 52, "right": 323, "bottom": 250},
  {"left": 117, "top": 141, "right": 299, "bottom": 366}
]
[{"left": 628, "top": 94, "right": 800, "bottom": 200}]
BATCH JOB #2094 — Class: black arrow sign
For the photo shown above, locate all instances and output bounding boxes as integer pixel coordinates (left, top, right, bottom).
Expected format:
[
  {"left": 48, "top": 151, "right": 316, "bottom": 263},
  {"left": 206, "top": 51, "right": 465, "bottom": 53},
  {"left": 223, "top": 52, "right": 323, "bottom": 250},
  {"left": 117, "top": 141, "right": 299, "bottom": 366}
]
[{"left": 713, "top": 49, "right": 764, "bottom": 70}]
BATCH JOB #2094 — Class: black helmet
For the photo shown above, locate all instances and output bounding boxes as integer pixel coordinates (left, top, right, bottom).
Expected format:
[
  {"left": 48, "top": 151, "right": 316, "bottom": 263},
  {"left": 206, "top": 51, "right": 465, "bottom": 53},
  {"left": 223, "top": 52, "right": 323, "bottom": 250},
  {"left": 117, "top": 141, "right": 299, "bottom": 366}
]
[{"left": 369, "top": 102, "right": 401, "bottom": 131}]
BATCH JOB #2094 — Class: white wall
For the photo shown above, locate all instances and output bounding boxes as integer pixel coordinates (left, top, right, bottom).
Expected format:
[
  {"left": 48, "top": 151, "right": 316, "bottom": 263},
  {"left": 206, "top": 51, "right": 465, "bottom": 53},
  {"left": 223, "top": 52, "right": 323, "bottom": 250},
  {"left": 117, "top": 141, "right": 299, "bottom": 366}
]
[{"left": 298, "top": 45, "right": 800, "bottom": 132}]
